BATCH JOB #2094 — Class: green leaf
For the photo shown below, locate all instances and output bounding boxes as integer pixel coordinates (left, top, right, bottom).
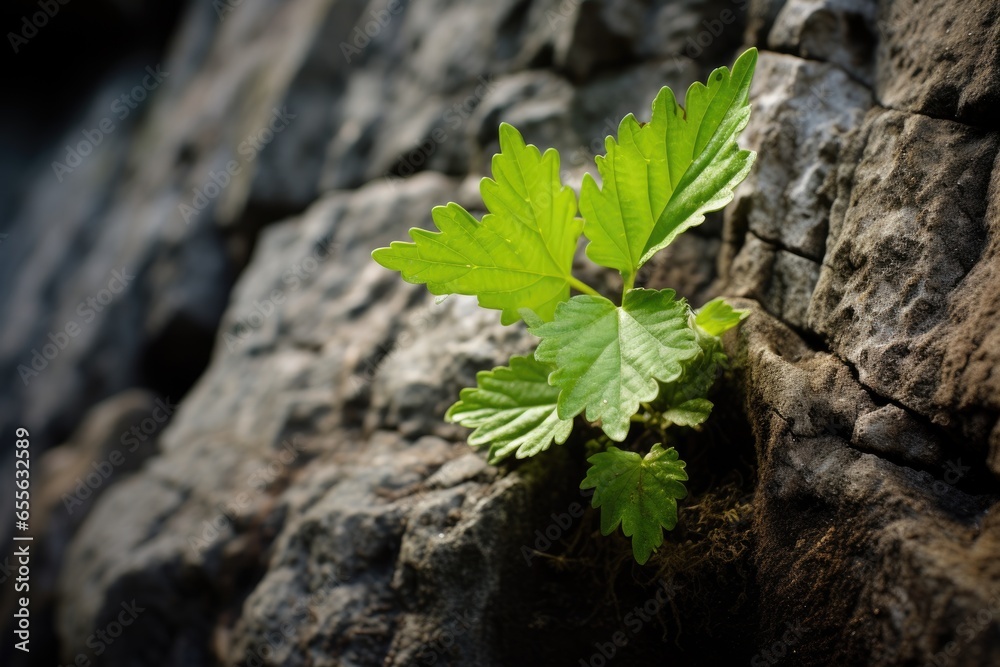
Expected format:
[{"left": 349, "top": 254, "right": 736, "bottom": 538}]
[
  {"left": 445, "top": 355, "right": 573, "bottom": 464},
  {"left": 530, "top": 288, "right": 700, "bottom": 441},
  {"left": 694, "top": 297, "right": 749, "bottom": 337},
  {"left": 641, "top": 48, "right": 757, "bottom": 264},
  {"left": 661, "top": 398, "right": 713, "bottom": 427},
  {"left": 654, "top": 320, "right": 729, "bottom": 422},
  {"left": 372, "top": 123, "right": 583, "bottom": 324},
  {"left": 579, "top": 48, "right": 757, "bottom": 283},
  {"left": 654, "top": 297, "right": 746, "bottom": 426},
  {"left": 580, "top": 444, "right": 688, "bottom": 564}
]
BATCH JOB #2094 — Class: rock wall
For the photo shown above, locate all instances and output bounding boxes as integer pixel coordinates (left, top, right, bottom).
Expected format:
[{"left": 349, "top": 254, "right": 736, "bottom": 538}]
[
  {"left": 723, "top": 0, "right": 1000, "bottom": 663},
  {"left": 5, "top": 0, "right": 1000, "bottom": 665}
]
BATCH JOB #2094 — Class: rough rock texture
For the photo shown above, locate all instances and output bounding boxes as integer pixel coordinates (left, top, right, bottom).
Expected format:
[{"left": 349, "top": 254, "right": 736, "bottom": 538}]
[
  {"left": 0, "top": 0, "right": 347, "bottom": 452},
  {"left": 723, "top": 51, "right": 873, "bottom": 262},
  {"left": 719, "top": 0, "right": 1000, "bottom": 663},
  {"left": 735, "top": 303, "right": 1000, "bottom": 665},
  {"left": 768, "top": 0, "right": 878, "bottom": 84},
  {"left": 4, "top": 0, "right": 999, "bottom": 665},
  {"left": 875, "top": 0, "right": 1000, "bottom": 127},
  {"left": 809, "top": 109, "right": 1000, "bottom": 453}
]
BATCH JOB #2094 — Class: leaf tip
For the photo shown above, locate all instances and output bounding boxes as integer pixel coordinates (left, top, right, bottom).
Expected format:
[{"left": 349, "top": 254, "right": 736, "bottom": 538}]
[{"left": 497, "top": 122, "right": 526, "bottom": 151}]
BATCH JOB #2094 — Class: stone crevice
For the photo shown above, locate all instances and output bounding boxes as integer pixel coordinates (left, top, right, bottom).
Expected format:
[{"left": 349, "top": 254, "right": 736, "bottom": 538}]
[{"left": 746, "top": 227, "right": 825, "bottom": 266}]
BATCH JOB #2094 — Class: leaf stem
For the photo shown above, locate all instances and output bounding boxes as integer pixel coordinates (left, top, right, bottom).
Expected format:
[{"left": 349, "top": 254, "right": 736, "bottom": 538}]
[
  {"left": 568, "top": 275, "right": 602, "bottom": 298},
  {"left": 622, "top": 272, "right": 635, "bottom": 299}
]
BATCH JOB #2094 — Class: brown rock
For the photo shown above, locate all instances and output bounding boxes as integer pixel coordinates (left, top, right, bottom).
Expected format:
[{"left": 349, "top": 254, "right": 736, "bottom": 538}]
[
  {"left": 735, "top": 301, "right": 1000, "bottom": 667},
  {"left": 876, "top": 0, "right": 1000, "bottom": 126},
  {"left": 809, "top": 109, "right": 1000, "bottom": 448}
]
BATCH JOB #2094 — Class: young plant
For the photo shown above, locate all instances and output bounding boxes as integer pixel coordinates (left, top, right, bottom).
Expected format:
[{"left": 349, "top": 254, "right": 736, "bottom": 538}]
[{"left": 373, "top": 48, "right": 757, "bottom": 564}]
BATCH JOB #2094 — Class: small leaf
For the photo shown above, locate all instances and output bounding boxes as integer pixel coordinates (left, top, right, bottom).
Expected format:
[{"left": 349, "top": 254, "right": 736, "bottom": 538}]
[
  {"left": 530, "top": 288, "right": 700, "bottom": 441},
  {"left": 372, "top": 123, "right": 582, "bottom": 324},
  {"left": 577, "top": 48, "right": 757, "bottom": 282},
  {"left": 661, "top": 398, "right": 713, "bottom": 427},
  {"left": 580, "top": 444, "right": 688, "bottom": 564},
  {"left": 694, "top": 297, "right": 749, "bottom": 337},
  {"left": 654, "top": 323, "right": 728, "bottom": 419},
  {"left": 641, "top": 48, "right": 758, "bottom": 264},
  {"left": 446, "top": 355, "right": 573, "bottom": 464}
]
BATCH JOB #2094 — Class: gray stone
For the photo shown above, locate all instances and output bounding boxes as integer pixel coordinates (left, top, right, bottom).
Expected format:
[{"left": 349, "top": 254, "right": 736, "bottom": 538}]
[
  {"left": 769, "top": 0, "right": 878, "bottom": 84},
  {"left": 0, "top": 0, "right": 372, "bottom": 453},
  {"left": 724, "top": 52, "right": 873, "bottom": 261},
  {"left": 727, "top": 234, "right": 821, "bottom": 329},
  {"left": 733, "top": 301, "right": 1000, "bottom": 667},
  {"left": 639, "top": 0, "right": 749, "bottom": 65},
  {"left": 808, "top": 109, "right": 1000, "bottom": 445},
  {"left": 13, "top": 0, "right": 1000, "bottom": 664},
  {"left": 852, "top": 404, "right": 948, "bottom": 470},
  {"left": 54, "top": 174, "right": 548, "bottom": 665},
  {"left": 875, "top": 0, "right": 1000, "bottom": 127},
  {"left": 743, "top": 0, "right": 787, "bottom": 44},
  {"left": 321, "top": 0, "right": 543, "bottom": 190}
]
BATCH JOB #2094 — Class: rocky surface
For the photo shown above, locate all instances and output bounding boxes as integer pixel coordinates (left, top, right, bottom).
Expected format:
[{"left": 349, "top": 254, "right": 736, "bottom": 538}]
[
  {"left": 768, "top": 0, "right": 878, "bottom": 85},
  {"left": 809, "top": 108, "right": 1000, "bottom": 459},
  {"left": 875, "top": 0, "right": 1000, "bottom": 127},
  {"left": 3, "top": 0, "right": 1000, "bottom": 665},
  {"left": 734, "top": 303, "right": 1000, "bottom": 665}
]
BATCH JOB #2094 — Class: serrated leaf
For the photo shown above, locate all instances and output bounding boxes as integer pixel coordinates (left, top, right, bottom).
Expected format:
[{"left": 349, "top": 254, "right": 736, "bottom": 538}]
[
  {"left": 372, "top": 123, "right": 582, "bottom": 324},
  {"left": 656, "top": 356, "right": 718, "bottom": 419},
  {"left": 694, "top": 297, "right": 749, "bottom": 337},
  {"left": 662, "top": 398, "right": 713, "bottom": 427},
  {"left": 654, "top": 322, "right": 728, "bottom": 420},
  {"left": 580, "top": 444, "right": 688, "bottom": 564},
  {"left": 640, "top": 48, "right": 757, "bottom": 264},
  {"left": 579, "top": 48, "right": 757, "bottom": 283},
  {"left": 530, "top": 288, "right": 700, "bottom": 441},
  {"left": 445, "top": 355, "right": 573, "bottom": 464}
]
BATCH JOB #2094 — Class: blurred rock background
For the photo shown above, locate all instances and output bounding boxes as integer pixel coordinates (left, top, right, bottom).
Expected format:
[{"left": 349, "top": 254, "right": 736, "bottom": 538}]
[{"left": 1, "top": 0, "right": 999, "bottom": 665}]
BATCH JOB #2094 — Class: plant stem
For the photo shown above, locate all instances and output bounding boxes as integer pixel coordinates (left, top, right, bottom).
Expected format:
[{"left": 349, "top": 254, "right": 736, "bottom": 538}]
[
  {"left": 568, "top": 275, "right": 602, "bottom": 298},
  {"left": 622, "top": 272, "right": 635, "bottom": 298}
]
